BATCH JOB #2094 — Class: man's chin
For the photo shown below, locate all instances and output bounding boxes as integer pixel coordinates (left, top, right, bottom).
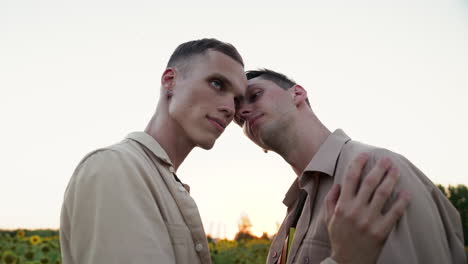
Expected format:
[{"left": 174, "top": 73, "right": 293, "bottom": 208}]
[{"left": 197, "top": 140, "right": 216, "bottom": 150}]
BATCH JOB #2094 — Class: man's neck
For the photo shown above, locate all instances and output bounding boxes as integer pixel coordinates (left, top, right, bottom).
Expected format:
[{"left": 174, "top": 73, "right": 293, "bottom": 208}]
[
  {"left": 278, "top": 113, "right": 331, "bottom": 177},
  {"left": 144, "top": 112, "right": 194, "bottom": 172}
]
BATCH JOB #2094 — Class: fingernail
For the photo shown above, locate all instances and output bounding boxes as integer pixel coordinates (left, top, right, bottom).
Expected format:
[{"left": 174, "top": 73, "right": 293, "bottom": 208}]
[{"left": 358, "top": 153, "right": 369, "bottom": 161}]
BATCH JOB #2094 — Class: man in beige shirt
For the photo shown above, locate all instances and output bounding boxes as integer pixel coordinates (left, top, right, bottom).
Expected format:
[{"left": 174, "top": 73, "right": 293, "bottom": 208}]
[
  {"left": 60, "top": 38, "right": 248, "bottom": 264},
  {"left": 235, "top": 68, "right": 466, "bottom": 264},
  {"left": 60, "top": 39, "right": 410, "bottom": 264}
]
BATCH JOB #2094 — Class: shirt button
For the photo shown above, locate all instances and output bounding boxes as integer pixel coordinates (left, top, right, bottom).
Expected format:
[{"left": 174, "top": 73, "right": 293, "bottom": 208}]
[
  {"left": 195, "top": 243, "right": 203, "bottom": 252},
  {"left": 272, "top": 252, "right": 277, "bottom": 258},
  {"left": 178, "top": 186, "right": 186, "bottom": 192},
  {"left": 169, "top": 166, "right": 175, "bottom": 173},
  {"left": 304, "top": 257, "right": 309, "bottom": 263}
]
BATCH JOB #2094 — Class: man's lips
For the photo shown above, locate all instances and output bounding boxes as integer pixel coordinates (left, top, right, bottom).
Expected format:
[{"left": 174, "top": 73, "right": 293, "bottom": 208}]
[
  {"left": 247, "top": 114, "right": 263, "bottom": 132},
  {"left": 207, "top": 116, "right": 226, "bottom": 133}
]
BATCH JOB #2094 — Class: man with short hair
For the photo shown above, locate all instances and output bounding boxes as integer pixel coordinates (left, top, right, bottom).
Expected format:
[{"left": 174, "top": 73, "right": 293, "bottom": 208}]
[
  {"left": 60, "top": 38, "right": 247, "bottom": 264},
  {"left": 235, "top": 68, "right": 465, "bottom": 264},
  {"left": 60, "top": 39, "right": 409, "bottom": 264}
]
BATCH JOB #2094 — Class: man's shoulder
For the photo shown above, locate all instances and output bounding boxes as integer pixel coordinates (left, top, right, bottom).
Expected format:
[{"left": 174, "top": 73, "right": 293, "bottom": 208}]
[
  {"left": 335, "top": 139, "right": 420, "bottom": 184},
  {"left": 340, "top": 139, "right": 404, "bottom": 163},
  {"left": 69, "top": 139, "right": 153, "bottom": 185},
  {"left": 338, "top": 139, "right": 436, "bottom": 192},
  {"left": 77, "top": 140, "right": 133, "bottom": 168}
]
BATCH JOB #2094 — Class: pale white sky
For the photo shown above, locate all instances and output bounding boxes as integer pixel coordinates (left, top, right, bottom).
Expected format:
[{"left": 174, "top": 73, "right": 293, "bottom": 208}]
[{"left": 1, "top": 0, "right": 467, "bottom": 239}]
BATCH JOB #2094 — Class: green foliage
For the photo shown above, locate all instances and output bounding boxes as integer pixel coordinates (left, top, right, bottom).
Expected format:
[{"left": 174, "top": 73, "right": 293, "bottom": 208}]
[
  {"left": 210, "top": 238, "right": 271, "bottom": 264},
  {"left": 0, "top": 230, "right": 58, "bottom": 239},
  {"left": 212, "top": 213, "right": 272, "bottom": 263},
  {"left": 437, "top": 184, "right": 468, "bottom": 246},
  {"left": 0, "top": 230, "right": 61, "bottom": 264}
]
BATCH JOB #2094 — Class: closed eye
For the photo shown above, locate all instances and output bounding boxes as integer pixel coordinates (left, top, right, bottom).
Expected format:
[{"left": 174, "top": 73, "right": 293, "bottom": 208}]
[{"left": 249, "top": 91, "right": 262, "bottom": 102}]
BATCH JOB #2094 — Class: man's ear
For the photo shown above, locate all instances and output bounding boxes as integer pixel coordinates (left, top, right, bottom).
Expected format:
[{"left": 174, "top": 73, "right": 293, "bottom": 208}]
[
  {"left": 292, "top": 85, "right": 308, "bottom": 107},
  {"left": 161, "top": 68, "right": 176, "bottom": 94}
]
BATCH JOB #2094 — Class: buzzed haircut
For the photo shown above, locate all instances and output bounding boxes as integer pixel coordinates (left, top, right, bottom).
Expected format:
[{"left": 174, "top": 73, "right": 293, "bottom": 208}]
[
  {"left": 167, "top": 38, "right": 244, "bottom": 75},
  {"left": 246, "top": 69, "right": 311, "bottom": 107}
]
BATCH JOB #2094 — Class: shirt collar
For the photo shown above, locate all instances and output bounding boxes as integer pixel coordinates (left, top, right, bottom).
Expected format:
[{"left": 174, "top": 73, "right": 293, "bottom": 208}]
[
  {"left": 125, "top": 132, "right": 173, "bottom": 166},
  {"left": 303, "top": 129, "right": 351, "bottom": 176},
  {"left": 283, "top": 129, "right": 351, "bottom": 207}
]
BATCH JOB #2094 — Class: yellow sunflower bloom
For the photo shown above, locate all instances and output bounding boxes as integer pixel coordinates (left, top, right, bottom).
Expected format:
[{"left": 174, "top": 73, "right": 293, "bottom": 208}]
[{"left": 29, "top": 235, "right": 42, "bottom": 245}]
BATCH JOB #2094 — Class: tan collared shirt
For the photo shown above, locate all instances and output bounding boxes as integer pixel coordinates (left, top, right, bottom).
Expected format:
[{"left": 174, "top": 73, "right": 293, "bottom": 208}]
[
  {"left": 60, "top": 132, "right": 211, "bottom": 264},
  {"left": 267, "top": 129, "right": 465, "bottom": 264}
]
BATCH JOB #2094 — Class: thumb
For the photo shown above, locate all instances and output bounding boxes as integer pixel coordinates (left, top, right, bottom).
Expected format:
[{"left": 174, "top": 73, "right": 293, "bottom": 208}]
[{"left": 324, "top": 184, "right": 341, "bottom": 224}]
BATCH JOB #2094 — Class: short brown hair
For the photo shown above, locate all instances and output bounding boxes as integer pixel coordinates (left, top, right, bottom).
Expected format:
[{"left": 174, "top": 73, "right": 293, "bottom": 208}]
[
  {"left": 167, "top": 38, "right": 244, "bottom": 74},
  {"left": 246, "top": 69, "right": 311, "bottom": 107}
]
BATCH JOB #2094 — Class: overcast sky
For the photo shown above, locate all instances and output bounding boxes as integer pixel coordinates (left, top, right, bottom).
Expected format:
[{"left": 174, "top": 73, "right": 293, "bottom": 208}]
[{"left": 1, "top": 0, "right": 467, "bottom": 238}]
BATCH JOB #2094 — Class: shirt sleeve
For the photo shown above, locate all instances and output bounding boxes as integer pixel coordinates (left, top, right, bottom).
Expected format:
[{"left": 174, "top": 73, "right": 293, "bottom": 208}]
[
  {"left": 365, "top": 149, "right": 465, "bottom": 264},
  {"left": 60, "top": 149, "right": 176, "bottom": 264}
]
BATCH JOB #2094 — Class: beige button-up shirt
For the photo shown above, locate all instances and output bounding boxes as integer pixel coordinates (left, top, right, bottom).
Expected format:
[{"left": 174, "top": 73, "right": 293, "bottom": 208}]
[
  {"left": 267, "top": 129, "right": 465, "bottom": 264},
  {"left": 60, "top": 132, "right": 211, "bottom": 264}
]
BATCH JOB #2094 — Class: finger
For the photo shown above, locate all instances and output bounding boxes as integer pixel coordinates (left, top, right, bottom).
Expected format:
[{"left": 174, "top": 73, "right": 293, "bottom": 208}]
[
  {"left": 340, "top": 153, "right": 370, "bottom": 202},
  {"left": 368, "top": 166, "right": 400, "bottom": 217},
  {"left": 355, "top": 157, "right": 393, "bottom": 206},
  {"left": 324, "top": 184, "right": 341, "bottom": 224},
  {"left": 378, "top": 190, "right": 411, "bottom": 236}
]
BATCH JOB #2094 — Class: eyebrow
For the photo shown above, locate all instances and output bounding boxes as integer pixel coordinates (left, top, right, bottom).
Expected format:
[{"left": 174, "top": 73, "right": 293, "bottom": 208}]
[
  {"left": 244, "top": 83, "right": 264, "bottom": 97},
  {"left": 210, "top": 73, "right": 233, "bottom": 88},
  {"left": 246, "top": 83, "right": 263, "bottom": 91}
]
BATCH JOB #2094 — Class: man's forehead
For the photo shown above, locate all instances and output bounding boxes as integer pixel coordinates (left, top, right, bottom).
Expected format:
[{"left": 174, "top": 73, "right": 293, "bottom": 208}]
[
  {"left": 211, "top": 71, "right": 246, "bottom": 94},
  {"left": 247, "top": 77, "right": 274, "bottom": 91}
]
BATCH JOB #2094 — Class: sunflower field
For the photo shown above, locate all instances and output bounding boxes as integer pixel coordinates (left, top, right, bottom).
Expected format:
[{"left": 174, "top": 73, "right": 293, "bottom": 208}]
[
  {"left": 1, "top": 229, "right": 466, "bottom": 263},
  {"left": 0, "top": 230, "right": 61, "bottom": 264},
  {"left": 0, "top": 229, "right": 272, "bottom": 264}
]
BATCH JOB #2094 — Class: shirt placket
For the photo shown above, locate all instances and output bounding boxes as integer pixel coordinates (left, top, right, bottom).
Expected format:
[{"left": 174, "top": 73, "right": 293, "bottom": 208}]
[{"left": 286, "top": 173, "right": 321, "bottom": 264}]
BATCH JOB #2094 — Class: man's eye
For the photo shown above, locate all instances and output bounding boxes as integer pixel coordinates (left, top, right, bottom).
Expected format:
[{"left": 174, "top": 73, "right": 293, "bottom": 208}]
[
  {"left": 250, "top": 91, "right": 261, "bottom": 102},
  {"left": 210, "top": 80, "right": 223, "bottom": 90}
]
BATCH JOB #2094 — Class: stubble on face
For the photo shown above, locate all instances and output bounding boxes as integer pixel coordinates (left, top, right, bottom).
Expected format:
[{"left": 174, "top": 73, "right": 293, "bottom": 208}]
[
  {"left": 240, "top": 78, "right": 297, "bottom": 153},
  {"left": 256, "top": 111, "right": 295, "bottom": 153}
]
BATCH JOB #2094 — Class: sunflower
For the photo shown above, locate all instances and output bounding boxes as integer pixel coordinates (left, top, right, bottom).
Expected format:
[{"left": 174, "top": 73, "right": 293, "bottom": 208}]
[
  {"left": 25, "top": 251, "right": 35, "bottom": 260},
  {"left": 2, "top": 251, "right": 17, "bottom": 264},
  {"left": 29, "top": 235, "right": 42, "bottom": 245},
  {"left": 16, "top": 230, "right": 25, "bottom": 238},
  {"left": 41, "top": 245, "right": 50, "bottom": 254}
]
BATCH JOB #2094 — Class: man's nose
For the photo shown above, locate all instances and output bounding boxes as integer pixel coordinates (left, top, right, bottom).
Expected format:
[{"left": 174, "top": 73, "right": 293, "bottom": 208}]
[
  {"left": 218, "top": 103, "right": 234, "bottom": 119},
  {"left": 238, "top": 105, "right": 252, "bottom": 119}
]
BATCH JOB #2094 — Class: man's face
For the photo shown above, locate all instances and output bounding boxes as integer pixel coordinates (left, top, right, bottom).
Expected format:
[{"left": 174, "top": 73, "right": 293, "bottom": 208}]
[
  {"left": 168, "top": 50, "right": 247, "bottom": 150},
  {"left": 235, "top": 77, "right": 296, "bottom": 150}
]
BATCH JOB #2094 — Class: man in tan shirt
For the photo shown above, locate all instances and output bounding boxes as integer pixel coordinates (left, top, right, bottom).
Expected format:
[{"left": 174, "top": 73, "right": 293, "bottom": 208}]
[
  {"left": 60, "top": 39, "right": 410, "bottom": 264},
  {"left": 60, "top": 38, "right": 248, "bottom": 264},
  {"left": 235, "top": 68, "right": 466, "bottom": 264}
]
